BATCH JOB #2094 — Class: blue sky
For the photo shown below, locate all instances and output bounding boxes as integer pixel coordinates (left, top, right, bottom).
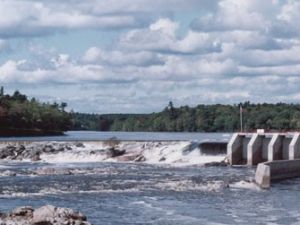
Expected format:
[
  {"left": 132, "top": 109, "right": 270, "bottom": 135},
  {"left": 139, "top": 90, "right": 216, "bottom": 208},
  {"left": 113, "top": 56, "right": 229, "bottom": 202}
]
[{"left": 0, "top": 0, "right": 300, "bottom": 113}]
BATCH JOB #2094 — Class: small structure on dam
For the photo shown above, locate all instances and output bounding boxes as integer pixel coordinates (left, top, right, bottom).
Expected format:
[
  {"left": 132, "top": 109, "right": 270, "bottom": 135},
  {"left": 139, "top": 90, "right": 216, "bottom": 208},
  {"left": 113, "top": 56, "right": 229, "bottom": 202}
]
[{"left": 227, "top": 132, "right": 300, "bottom": 166}]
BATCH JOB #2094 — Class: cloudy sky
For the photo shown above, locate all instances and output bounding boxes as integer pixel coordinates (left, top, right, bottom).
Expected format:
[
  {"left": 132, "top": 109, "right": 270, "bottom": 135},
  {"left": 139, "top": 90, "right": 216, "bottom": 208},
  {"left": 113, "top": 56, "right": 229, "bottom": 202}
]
[{"left": 0, "top": 0, "right": 300, "bottom": 113}]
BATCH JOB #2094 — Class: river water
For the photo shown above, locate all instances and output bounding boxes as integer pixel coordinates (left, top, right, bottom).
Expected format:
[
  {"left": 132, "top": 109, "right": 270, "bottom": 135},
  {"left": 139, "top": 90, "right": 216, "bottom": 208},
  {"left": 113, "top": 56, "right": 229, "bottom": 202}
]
[
  {"left": 0, "top": 132, "right": 300, "bottom": 225},
  {"left": 0, "top": 131, "right": 231, "bottom": 142}
]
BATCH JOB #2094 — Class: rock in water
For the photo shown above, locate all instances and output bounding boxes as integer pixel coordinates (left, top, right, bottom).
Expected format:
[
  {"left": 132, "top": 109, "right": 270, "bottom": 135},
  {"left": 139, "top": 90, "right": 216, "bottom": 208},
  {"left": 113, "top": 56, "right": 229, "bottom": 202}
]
[
  {"left": 32, "top": 205, "right": 56, "bottom": 224},
  {"left": 31, "top": 153, "right": 41, "bottom": 162},
  {"left": 204, "top": 160, "right": 228, "bottom": 167},
  {"left": 107, "top": 147, "right": 126, "bottom": 158},
  {"left": 0, "top": 205, "right": 92, "bottom": 225},
  {"left": 11, "top": 206, "right": 34, "bottom": 217},
  {"left": 75, "top": 142, "right": 85, "bottom": 148}
]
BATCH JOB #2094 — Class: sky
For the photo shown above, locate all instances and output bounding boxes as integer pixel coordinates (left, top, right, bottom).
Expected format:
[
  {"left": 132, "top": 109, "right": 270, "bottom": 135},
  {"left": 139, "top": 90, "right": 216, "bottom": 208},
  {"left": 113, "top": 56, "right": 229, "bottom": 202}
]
[{"left": 0, "top": 0, "right": 300, "bottom": 113}]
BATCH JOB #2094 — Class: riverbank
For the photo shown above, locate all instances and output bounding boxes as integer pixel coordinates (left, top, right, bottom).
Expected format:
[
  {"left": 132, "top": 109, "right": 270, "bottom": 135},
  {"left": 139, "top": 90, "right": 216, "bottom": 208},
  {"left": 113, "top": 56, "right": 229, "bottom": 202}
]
[{"left": 0, "top": 129, "right": 64, "bottom": 137}]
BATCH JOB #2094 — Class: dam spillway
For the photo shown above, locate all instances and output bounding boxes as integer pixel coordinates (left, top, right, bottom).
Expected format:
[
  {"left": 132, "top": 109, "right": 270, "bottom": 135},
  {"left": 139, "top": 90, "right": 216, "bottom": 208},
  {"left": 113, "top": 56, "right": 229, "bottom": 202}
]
[{"left": 227, "top": 132, "right": 300, "bottom": 166}]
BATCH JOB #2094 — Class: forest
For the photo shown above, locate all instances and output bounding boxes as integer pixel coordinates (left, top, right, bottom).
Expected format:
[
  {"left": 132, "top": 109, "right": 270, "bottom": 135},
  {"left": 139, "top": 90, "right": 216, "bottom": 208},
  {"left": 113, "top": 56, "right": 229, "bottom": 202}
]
[
  {"left": 72, "top": 101, "right": 300, "bottom": 132},
  {"left": 0, "top": 87, "right": 72, "bottom": 136},
  {"left": 2, "top": 86, "right": 300, "bottom": 134}
]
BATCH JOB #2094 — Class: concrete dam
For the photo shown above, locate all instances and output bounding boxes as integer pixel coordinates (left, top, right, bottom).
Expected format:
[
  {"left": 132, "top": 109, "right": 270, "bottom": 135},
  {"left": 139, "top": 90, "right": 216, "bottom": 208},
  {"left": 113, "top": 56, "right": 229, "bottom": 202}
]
[{"left": 227, "top": 132, "right": 300, "bottom": 188}]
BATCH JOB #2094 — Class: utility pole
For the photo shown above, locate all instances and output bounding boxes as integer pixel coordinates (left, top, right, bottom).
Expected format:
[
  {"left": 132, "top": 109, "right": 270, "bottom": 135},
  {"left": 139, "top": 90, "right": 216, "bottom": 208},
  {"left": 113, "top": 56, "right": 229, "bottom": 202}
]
[{"left": 240, "top": 104, "right": 243, "bottom": 133}]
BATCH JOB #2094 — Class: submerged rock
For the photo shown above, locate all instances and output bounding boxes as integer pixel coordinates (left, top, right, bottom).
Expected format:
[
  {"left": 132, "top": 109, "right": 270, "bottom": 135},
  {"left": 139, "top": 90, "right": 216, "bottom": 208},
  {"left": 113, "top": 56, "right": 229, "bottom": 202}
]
[
  {"left": 107, "top": 147, "right": 126, "bottom": 158},
  {"left": 0, "top": 142, "right": 74, "bottom": 162},
  {"left": 0, "top": 205, "right": 92, "bottom": 225},
  {"left": 11, "top": 206, "right": 34, "bottom": 217},
  {"left": 204, "top": 160, "right": 228, "bottom": 167},
  {"left": 159, "top": 157, "right": 166, "bottom": 162},
  {"left": 75, "top": 142, "right": 85, "bottom": 148}
]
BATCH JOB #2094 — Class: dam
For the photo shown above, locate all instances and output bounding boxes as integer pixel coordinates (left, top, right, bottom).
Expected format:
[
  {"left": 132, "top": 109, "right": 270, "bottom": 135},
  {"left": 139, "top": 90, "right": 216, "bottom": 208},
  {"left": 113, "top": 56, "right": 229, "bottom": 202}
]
[
  {"left": 227, "top": 132, "right": 300, "bottom": 166},
  {"left": 227, "top": 132, "right": 300, "bottom": 188}
]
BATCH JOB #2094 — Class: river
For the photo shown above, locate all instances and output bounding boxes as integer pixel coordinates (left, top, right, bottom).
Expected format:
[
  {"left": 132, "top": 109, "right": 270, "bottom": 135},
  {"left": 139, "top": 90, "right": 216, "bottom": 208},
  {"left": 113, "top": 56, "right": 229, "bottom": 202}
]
[
  {"left": 0, "top": 132, "right": 299, "bottom": 225},
  {"left": 0, "top": 131, "right": 231, "bottom": 142}
]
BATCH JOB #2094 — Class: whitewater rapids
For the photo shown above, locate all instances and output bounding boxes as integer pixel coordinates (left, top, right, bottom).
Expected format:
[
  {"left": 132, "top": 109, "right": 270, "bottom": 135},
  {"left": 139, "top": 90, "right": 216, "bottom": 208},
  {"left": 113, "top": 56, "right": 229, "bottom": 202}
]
[
  {"left": 39, "top": 141, "right": 226, "bottom": 165},
  {"left": 0, "top": 141, "right": 226, "bottom": 166}
]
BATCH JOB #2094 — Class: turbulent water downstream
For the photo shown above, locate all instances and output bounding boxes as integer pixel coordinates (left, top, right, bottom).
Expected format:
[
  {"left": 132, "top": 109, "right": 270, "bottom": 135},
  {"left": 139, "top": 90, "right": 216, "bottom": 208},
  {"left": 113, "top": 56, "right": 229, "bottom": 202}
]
[{"left": 0, "top": 132, "right": 300, "bottom": 225}]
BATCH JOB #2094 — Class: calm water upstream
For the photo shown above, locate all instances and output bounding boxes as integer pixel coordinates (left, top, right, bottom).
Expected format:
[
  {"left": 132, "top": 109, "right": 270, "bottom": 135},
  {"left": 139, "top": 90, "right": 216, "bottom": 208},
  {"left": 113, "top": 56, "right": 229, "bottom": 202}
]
[
  {"left": 0, "top": 132, "right": 300, "bottom": 225},
  {"left": 0, "top": 131, "right": 231, "bottom": 142}
]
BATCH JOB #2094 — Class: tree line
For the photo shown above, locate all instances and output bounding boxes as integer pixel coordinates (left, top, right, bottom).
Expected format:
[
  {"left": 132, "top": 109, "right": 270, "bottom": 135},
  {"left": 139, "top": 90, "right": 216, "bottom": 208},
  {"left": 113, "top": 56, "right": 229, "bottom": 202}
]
[
  {"left": 72, "top": 101, "right": 300, "bottom": 132},
  {"left": 0, "top": 87, "right": 72, "bottom": 135},
  {"left": 2, "top": 87, "right": 300, "bottom": 134}
]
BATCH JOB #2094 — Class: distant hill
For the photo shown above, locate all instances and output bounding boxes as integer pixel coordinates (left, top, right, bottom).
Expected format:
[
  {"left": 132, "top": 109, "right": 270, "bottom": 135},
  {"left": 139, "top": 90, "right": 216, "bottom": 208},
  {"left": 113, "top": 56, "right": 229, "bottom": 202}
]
[
  {"left": 71, "top": 101, "right": 300, "bottom": 132},
  {"left": 0, "top": 87, "right": 72, "bottom": 136}
]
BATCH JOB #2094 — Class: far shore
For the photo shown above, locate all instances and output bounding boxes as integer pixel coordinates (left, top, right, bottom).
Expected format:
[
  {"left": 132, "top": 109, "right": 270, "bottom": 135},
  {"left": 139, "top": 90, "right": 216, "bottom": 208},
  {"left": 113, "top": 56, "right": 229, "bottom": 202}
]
[{"left": 0, "top": 129, "right": 64, "bottom": 137}]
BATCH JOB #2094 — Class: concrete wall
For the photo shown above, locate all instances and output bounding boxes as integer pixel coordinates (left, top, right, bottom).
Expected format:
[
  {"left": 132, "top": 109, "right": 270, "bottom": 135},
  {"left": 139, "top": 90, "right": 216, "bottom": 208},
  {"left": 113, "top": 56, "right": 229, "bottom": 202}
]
[
  {"left": 262, "top": 136, "right": 271, "bottom": 160},
  {"left": 247, "top": 134, "right": 264, "bottom": 166},
  {"left": 228, "top": 132, "right": 300, "bottom": 166},
  {"left": 255, "top": 163, "right": 271, "bottom": 188},
  {"left": 199, "top": 142, "right": 227, "bottom": 155},
  {"left": 282, "top": 137, "right": 292, "bottom": 160},
  {"left": 255, "top": 159, "right": 300, "bottom": 188},
  {"left": 227, "top": 133, "right": 244, "bottom": 165},
  {"left": 242, "top": 136, "right": 251, "bottom": 160},
  {"left": 268, "top": 134, "right": 284, "bottom": 161},
  {"left": 289, "top": 133, "right": 300, "bottom": 159}
]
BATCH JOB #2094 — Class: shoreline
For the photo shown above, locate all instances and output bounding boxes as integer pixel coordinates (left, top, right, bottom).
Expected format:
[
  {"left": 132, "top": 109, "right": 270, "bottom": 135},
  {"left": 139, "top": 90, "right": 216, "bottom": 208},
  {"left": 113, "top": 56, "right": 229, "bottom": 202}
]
[{"left": 0, "top": 129, "right": 64, "bottom": 137}]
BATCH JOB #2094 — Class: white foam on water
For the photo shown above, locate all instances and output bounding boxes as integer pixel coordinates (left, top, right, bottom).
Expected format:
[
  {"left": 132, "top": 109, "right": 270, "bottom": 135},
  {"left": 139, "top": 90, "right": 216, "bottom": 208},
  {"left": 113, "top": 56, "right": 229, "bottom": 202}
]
[
  {"left": 40, "top": 151, "right": 108, "bottom": 164},
  {"left": 0, "top": 187, "right": 141, "bottom": 199},
  {"left": 230, "top": 180, "right": 262, "bottom": 191},
  {"left": 153, "top": 179, "right": 228, "bottom": 192},
  {"left": 17, "top": 141, "right": 226, "bottom": 166},
  {"left": 39, "top": 142, "right": 112, "bottom": 163},
  {"left": 121, "top": 141, "right": 225, "bottom": 166}
]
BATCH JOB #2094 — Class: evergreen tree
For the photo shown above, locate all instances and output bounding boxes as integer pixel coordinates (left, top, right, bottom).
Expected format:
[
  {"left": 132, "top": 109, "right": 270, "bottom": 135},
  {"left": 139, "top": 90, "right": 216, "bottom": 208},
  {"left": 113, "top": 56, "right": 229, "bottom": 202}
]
[{"left": 0, "top": 86, "right": 3, "bottom": 96}]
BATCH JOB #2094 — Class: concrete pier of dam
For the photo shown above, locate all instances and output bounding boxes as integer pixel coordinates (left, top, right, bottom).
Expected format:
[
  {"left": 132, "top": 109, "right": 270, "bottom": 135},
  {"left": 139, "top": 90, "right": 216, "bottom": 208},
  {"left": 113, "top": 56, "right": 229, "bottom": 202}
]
[
  {"left": 227, "top": 132, "right": 300, "bottom": 166},
  {"left": 228, "top": 132, "right": 300, "bottom": 188},
  {"left": 255, "top": 159, "right": 300, "bottom": 188}
]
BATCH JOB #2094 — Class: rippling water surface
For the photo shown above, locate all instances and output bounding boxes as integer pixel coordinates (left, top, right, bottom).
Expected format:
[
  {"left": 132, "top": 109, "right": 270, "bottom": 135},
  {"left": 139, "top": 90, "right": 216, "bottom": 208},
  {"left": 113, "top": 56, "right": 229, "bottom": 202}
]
[
  {"left": 0, "top": 132, "right": 300, "bottom": 225},
  {"left": 1, "top": 161, "right": 300, "bottom": 225}
]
